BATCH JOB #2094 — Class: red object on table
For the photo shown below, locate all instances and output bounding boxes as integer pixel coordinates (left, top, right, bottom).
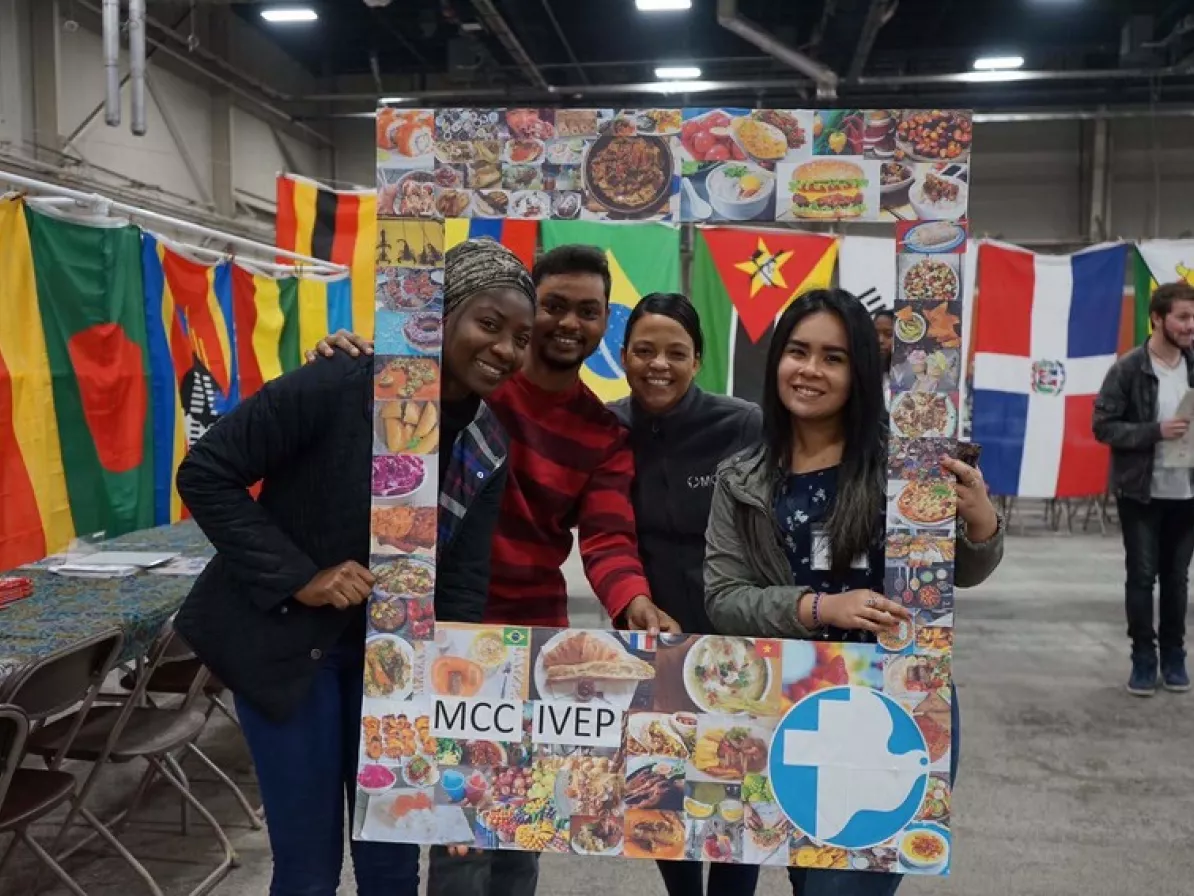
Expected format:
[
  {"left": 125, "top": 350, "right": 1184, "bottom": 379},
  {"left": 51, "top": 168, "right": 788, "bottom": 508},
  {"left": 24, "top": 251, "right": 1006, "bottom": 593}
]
[{"left": 0, "top": 576, "right": 33, "bottom": 608}]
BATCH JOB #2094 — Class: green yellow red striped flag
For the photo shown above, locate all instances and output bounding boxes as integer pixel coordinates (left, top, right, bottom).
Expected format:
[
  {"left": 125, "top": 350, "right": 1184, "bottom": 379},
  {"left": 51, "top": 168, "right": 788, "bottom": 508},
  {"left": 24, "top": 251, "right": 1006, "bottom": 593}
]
[{"left": 0, "top": 198, "right": 75, "bottom": 568}]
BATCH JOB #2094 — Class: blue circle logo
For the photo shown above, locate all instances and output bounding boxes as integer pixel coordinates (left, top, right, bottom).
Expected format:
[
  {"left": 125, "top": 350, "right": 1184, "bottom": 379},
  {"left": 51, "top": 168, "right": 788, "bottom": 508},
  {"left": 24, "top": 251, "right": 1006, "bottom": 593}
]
[
  {"left": 768, "top": 685, "right": 929, "bottom": 849},
  {"left": 585, "top": 302, "right": 631, "bottom": 381}
]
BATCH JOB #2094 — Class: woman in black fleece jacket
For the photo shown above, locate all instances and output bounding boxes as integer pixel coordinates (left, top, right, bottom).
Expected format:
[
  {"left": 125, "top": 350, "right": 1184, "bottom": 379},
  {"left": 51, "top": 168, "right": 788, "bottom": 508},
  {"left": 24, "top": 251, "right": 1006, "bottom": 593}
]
[
  {"left": 609, "top": 292, "right": 763, "bottom": 896},
  {"left": 175, "top": 240, "right": 536, "bottom": 896}
]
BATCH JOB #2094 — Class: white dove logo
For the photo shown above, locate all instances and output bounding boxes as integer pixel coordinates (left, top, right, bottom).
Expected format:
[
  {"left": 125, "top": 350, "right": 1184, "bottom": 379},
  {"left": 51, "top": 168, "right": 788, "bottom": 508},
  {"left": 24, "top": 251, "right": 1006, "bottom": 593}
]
[{"left": 769, "top": 686, "right": 930, "bottom": 849}]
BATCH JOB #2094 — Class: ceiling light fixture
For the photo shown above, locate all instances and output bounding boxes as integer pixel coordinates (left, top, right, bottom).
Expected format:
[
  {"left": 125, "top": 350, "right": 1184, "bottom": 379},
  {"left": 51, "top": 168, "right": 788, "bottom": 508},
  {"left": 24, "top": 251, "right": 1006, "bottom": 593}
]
[
  {"left": 958, "top": 70, "right": 1034, "bottom": 83},
  {"left": 650, "top": 79, "right": 716, "bottom": 94},
  {"left": 260, "top": 7, "right": 318, "bottom": 23},
  {"left": 655, "top": 65, "right": 702, "bottom": 80},
  {"left": 636, "top": 0, "right": 692, "bottom": 11},
  {"left": 973, "top": 55, "right": 1025, "bottom": 71},
  {"left": 379, "top": 97, "right": 413, "bottom": 104}
]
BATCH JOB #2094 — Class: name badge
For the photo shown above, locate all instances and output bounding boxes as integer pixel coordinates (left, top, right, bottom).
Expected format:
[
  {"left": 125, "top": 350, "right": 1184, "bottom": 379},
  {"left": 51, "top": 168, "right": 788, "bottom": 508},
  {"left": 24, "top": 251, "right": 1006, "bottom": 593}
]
[{"left": 811, "top": 526, "right": 869, "bottom": 572}]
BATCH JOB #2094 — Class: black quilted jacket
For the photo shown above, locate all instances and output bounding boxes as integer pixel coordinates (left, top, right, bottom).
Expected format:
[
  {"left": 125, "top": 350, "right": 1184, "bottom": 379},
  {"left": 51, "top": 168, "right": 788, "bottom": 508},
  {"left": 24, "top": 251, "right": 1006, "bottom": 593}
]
[{"left": 175, "top": 351, "right": 504, "bottom": 722}]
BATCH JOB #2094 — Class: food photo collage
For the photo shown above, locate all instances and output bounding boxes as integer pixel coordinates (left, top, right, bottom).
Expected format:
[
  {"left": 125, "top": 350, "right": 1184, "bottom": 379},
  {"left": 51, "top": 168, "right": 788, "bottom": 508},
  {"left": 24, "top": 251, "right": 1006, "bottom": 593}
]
[
  {"left": 352, "top": 628, "right": 955, "bottom": 875},
  {"left": 367, "top": 219, "right": 445, "bottom": 683},
  {"left": 376, "top": 107, "right": 972, "bottom": 224}
]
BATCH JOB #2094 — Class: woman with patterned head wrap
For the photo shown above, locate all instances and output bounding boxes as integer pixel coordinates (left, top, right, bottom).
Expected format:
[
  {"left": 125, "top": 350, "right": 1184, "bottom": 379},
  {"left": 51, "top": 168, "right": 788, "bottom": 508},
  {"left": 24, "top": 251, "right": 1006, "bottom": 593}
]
[{"left": 174, "top": 238, "right": 534, "bottom": 896}]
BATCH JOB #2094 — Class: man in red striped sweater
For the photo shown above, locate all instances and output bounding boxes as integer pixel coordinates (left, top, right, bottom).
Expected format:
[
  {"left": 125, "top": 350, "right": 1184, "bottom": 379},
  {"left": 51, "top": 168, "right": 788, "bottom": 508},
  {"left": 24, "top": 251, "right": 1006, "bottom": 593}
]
[{"left": 314, "top": 244, "right": 677, "bottom": 896}]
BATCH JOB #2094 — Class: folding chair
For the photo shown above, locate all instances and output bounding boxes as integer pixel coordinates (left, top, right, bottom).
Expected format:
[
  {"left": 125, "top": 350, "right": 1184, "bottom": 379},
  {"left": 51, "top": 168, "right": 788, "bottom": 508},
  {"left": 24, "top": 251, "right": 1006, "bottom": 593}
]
[
  {"left": 0, "top": 705, "right": 91, "bottom": 896},
  {"left": 118, "top": 660, "right": 262, "bottom": 832},
  {"left": 0, "top": 628, "right": 124, "bottom": 892},
  {"left": 25, "top": 618, "right": 237, "bottom": 896}
]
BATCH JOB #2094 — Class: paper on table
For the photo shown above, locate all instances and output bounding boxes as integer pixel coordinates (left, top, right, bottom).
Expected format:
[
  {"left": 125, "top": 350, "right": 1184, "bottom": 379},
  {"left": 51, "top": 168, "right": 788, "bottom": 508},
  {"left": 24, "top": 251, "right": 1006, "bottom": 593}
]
[
  {"left": 49, "top": 563, "right": 140, "bottom": 579},
  {"left": 148, "top": 557, "right": 210, "bottom": 576},
  {"left": 1160, "top": 388, "right": 1194, "bottom": 468}
]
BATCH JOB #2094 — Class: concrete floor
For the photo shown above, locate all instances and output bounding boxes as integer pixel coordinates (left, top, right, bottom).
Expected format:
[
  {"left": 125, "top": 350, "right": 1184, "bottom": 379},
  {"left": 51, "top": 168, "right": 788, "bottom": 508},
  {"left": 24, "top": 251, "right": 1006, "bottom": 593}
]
[{"left": 4, "top": 524, "right": 1193, "bottom": 896}]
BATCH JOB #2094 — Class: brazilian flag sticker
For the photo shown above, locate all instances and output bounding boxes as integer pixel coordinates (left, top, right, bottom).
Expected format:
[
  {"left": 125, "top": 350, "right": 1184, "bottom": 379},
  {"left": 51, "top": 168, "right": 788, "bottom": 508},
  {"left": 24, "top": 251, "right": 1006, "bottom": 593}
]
[{"left": 503, "top": 627, "right": 529, "bottom": 647}]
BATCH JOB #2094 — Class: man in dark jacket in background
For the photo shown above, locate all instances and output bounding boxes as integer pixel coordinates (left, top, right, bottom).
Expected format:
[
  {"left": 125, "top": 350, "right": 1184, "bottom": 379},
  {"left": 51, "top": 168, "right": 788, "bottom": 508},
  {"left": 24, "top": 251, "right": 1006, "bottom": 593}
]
[{"left": 1093, "top": 281, "right": 1194, "bottom": 696}]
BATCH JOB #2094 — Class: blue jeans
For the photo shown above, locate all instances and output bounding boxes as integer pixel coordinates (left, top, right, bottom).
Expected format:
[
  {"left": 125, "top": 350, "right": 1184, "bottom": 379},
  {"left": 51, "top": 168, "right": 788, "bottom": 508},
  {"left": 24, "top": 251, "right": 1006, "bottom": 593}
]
[
  {"left": 235, "top": 646, "right": 420, "bottom": 896},
  {"left": 787, "top": 690, "right": 961, "bottom": 896}
]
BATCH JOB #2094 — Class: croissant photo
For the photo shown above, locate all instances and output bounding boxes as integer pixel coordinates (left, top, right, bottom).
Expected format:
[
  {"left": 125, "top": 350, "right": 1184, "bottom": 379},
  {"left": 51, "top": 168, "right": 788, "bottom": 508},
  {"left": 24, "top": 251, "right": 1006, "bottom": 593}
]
[{"left": 541, "top": 633, "right": 656, "bottom": 684}]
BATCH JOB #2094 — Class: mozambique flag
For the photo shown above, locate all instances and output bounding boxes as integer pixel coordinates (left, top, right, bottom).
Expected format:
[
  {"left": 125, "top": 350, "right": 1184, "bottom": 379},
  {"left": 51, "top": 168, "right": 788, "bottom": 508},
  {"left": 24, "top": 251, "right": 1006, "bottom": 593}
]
[
  {"left": 230, "top": 263, "right": 353, "bottom": 399},
  {"left": 24, "top": 204, "right": 155, "bottom": 541},
  {"left": 0, "top": 198, "right": 74, "bottom": 568},
  {"left": 691, "top": 227, "right": 838, "bottom": 402},
  {"left": 540, "top": 221, "right": 681, "bottom": 403},
  {"left": 1134, "top": 241, "right": 1194, "bottom": 345},
  {"left": 141, "top": 235, "right": 239, "bottom": 525},
  {"left": 275, "top": 173, "right": 376, "bottom": 340},
  {"left": 444, "top": 218, "right": 539, "bottom": 270}
]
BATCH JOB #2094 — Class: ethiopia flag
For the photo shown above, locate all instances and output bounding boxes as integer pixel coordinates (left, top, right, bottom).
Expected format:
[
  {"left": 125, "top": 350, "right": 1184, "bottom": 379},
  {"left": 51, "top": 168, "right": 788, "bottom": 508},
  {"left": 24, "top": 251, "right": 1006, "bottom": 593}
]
[
  {"left": 690, "top": 227, "right": 838, "bottom": 402},
  {"left": 540, "top": 221, "right": 681, "bottom": 403},
  {"left": 275, "top": 173, "right": 376, "bottom": 340},
  {"left": 0, "top": 198, "right": 74, "bottom": 568},
  {"left": 25, "top": 205, "right": 155, "bottom": 540}
]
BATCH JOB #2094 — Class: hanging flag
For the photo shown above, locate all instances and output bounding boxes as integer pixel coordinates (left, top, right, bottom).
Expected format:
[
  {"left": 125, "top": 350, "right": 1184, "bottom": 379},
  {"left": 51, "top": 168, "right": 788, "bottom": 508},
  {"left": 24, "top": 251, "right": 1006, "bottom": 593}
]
[
  {"left": 540, "top": 221, "right": 681, "bottom": 403},
  {"left": 1134, "top": 241, "right": 1194, "bottom": 344},
  {"left": 141, "top": 235, "right": 242, "bottom": 524},
  {"left": 839, "top": 235, "right": 896, "bottom": 314},
  {"left": 690, "top": 227, "right": 838, "bottom": 401},
  {"left": 971, "top": 242, "right": 1127, "bottom": 498},
  {"left": 444, "top": 217, "right": 539, "bottom": 270},
  {"left": 25, "top": 205, "right": 155, "bottom": 539},
  {"left": 0, "top": 198, "right": 74, "bottom": 568},
  {"left": 275, "top": 173, "right": 377, "bottom": 340}
]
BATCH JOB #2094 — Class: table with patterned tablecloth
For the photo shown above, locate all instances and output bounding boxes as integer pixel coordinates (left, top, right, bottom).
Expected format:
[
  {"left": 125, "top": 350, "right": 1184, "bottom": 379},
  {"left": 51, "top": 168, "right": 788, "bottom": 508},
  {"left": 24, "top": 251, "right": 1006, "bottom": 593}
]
[{"left": 0, "top": 522, "right": 212, "bottom": 683}]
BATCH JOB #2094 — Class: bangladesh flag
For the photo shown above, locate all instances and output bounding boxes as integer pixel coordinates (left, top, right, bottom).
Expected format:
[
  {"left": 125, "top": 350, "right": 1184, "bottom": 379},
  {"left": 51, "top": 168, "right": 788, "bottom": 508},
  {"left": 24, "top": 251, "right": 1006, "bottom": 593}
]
[
  {"left": 25, "top": 206, "right": 155, "bottom": 539},
  {"left": 540, "top": 221, "right": 681, "bottom": 403},
  {"left": 691, "top": 227, "right": 838, "bottom": 402}
]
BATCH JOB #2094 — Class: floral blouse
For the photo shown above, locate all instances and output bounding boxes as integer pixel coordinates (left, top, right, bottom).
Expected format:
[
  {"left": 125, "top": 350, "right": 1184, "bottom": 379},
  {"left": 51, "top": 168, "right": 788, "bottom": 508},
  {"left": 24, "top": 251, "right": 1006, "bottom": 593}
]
[{"left": 773, "top": 465, "right": 886, "bottom": 643}]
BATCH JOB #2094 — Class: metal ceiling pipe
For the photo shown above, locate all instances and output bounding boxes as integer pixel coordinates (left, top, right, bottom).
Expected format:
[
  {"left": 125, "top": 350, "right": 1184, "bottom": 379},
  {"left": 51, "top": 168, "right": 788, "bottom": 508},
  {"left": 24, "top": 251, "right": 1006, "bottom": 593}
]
[
  {"left": 129, "top": 0, "right": 147, "bottom": 135},
  {"left": 847, "top": 0, "right": 896, "bottom": 82},
  {"left": 716, "top": 0, "right": 839, "bottom": 98},
  {"left": 468, "top": 0, "right": 551, "bottom": 91},
  {"left": 102, "top": 0, "right": 121, "bottom": 126}
]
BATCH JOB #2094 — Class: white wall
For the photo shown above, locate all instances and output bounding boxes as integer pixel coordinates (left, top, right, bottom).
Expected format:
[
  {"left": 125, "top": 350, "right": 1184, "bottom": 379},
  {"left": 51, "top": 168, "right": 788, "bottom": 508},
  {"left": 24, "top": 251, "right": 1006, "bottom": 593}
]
[{"left": 0, "top": 0, "right": 333, "bottom": 232}]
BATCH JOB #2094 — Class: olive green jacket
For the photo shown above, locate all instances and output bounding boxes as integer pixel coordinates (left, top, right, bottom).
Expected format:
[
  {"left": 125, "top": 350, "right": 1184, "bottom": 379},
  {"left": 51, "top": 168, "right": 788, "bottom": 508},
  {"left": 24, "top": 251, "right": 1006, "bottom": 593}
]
[{"left": 703, "top": 446, "right": 1005, "bottom": 638}]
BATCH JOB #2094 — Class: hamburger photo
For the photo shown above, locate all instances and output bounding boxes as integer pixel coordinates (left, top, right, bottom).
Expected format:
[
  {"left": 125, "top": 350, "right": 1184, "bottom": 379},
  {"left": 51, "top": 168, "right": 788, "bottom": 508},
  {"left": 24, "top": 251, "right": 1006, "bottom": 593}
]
[{"left": 787, "top": 158, "right": 868, "bottom": 219}]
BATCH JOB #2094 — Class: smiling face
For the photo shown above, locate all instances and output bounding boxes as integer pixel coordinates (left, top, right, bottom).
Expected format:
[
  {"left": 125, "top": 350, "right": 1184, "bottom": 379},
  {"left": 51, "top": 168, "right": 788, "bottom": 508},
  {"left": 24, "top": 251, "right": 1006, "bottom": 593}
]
[
  {"left": 622, "top": 312, "right": 701, "bottom": 415},
  {"left": 1155, "top": 298, "right": 1194, "bottom": 350},
  {"left": 533, "top": 272, "right": 608, "bottom": 371},
  {"left": 441, "top": 287, "right": 533, "bottom": 399},
  {"left": 776, "top": 310, "right": 852, "bottom": 422}
]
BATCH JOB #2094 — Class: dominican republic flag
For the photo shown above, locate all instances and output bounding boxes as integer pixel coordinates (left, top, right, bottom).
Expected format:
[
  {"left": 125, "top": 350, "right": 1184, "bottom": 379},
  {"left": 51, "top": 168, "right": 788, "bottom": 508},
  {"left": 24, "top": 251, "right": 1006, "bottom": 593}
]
[{"left": 971, "top": 242, "right": 1128, "bottom": 498}]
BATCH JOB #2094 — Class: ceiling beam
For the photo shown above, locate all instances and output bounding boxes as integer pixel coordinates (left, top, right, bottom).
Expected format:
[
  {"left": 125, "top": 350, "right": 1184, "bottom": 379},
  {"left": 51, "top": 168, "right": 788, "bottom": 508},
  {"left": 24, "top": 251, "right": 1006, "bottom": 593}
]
[
  {"left": 717, "top": 0, "right": 839, "bottom": 98},
  {"left": 468, "top": 0, "right": 550, "bottom": 90},
  {"left": 848, "top": 0, "right": 897, "bottom": 82}
]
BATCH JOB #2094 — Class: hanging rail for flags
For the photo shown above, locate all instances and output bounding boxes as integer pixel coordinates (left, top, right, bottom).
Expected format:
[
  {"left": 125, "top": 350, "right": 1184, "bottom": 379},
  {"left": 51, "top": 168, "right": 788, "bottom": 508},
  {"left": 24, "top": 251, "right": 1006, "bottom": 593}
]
[{"left": 0, "top": 168, "right": 348, "bottom": 276}]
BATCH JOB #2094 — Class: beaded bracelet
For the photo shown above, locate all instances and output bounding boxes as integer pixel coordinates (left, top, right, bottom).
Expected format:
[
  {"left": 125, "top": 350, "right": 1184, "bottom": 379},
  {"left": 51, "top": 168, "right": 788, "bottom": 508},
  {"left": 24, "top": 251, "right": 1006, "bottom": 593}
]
[{"left": 811, "top": 591, "right": 825, "bottom": 629}]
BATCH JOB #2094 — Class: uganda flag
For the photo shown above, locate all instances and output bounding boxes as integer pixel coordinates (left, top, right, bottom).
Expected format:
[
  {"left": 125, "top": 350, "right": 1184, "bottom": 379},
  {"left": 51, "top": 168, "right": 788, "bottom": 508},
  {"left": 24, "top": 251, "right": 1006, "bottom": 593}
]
[
  {"left": 690, "top": 227, "right": 838, "bottom": 402},
  {"left": 275, "top": 173, "right": 376, "bottom": 340},
  {"left": 540, "top": 220, "right": 682, "bottom": 403},
  {"left": 25, "top": 204, "right": 155, "bottom": 543}
]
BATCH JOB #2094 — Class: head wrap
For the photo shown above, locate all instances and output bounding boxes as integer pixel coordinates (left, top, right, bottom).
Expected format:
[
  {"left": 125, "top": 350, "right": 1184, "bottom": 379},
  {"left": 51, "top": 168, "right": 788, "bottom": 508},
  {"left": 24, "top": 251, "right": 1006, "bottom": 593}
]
[{"left": 443, "top": 238, "right": 537, "bottom": 317}]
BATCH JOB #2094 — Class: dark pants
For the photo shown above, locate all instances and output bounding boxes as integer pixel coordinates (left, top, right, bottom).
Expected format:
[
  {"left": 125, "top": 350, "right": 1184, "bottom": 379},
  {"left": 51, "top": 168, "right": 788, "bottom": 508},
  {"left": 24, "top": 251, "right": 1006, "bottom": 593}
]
[
  {"left": 235, "top": 647, "right": 420, "bottom": 896},
  {"left": 657, "top": 859, "right": 761, "bottom": 896},
  {"left": 1118, "top": 497, "right": 1194, "bottom": 654},
  {"left": 427, "top": 847, "right": 539, "bottom": 896},
  {"left": 787, "top": 689, "right": 962, "bottom": 896}
]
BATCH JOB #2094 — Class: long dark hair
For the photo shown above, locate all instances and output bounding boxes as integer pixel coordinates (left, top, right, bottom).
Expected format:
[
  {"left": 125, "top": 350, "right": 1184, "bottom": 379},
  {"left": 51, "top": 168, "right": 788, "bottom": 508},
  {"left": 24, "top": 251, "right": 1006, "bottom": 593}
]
[
  {"left": 623, "top": 292, "right": 704, "bottom": 357},
  {"left": 762, "top": 289, "right": 886, "bottom": 572}
]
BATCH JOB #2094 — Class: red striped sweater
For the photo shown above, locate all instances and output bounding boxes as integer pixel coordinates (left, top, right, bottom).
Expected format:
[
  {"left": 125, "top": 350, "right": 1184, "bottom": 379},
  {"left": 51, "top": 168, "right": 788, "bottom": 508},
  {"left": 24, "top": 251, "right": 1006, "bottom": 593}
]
[{"left": 485, "top": 372, "right": 650, "bottom": 627}]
